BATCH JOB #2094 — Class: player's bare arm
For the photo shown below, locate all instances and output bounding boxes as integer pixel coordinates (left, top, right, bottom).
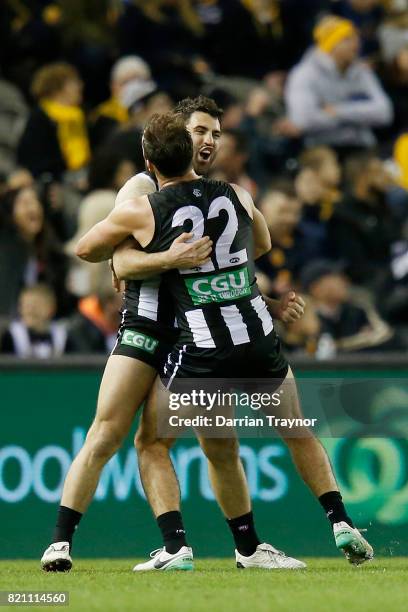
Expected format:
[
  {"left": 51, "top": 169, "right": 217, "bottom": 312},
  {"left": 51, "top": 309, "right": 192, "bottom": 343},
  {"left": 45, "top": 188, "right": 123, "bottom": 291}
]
[
  {"left": 115, "top": 173, "right": 157, "bottom": 206},
  {"left": 112, "top": 232, "right": 213, "bottom": 281},
  {"left": 230, "top": 183, "right": 271, "bottom": 259},
  {"left": 230, "top": 184, "right": 304, "bottom": 323},
  {"left": 76, "top": 196, "right": 153, "bottom": 262},
  {"left": 111, "top": 172, "right": 212, "bottom": 281}
]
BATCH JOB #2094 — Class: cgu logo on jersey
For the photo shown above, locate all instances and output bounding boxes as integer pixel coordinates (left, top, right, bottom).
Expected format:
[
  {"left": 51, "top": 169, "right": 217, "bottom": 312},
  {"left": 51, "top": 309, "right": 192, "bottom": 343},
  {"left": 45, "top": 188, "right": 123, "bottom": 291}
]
[
  {"left": 185, "top": 267, "right": 251, "bottom": 305},
  {"left": 121, "top": 330, "right": 158, "bottom": 353}
]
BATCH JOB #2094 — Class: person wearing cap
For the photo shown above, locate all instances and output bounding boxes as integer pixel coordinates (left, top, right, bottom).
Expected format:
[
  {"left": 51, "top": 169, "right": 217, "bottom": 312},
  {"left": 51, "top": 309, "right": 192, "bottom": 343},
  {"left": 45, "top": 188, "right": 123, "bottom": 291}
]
[
  {"left": 285, "top": 15, "right": 393, "bottom": 151},
  {"left": 89, "top": 55, "right": 156, "bottom": 149}
]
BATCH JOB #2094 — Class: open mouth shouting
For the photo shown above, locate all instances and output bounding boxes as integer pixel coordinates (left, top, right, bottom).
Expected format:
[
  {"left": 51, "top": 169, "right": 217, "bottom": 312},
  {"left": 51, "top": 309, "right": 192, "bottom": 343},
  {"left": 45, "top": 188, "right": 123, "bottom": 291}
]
[{"left": 198, "top": 147, "right": 213, "bottom": 163}]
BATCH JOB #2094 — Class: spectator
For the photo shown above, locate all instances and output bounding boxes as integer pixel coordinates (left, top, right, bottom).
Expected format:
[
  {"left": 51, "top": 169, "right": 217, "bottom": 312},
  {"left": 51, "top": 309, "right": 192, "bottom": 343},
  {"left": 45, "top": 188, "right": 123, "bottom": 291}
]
[
  {"left": 0, "top": 2, "right": 62, "bottom": 96},
  {"left": 384, "top": 39, "right": 408, "bottom": 187},
  {"left": 0, "top": 76, "right": 28, "bottom": 175},
  {"left": 285, "top": 16, "right": 393, "bottom": 151},
  {"left": 6, "top": 168, "right": 34, "bottom": 191},
  {"left": 295, "top": 146, "right": 342, "bottom": 259},
  {"left": 0, "top": 284, "right": 68, "bottom": 358},
  {"left": 204, "top": 88, "right": 245, "bottom": 130},
  {"left": 211, "top": 129, "right": 258, "bottom": 199},
  {"left": 118, "top": 0, "right": 204, "bottom": 99},
  {"left": 301, "top": 259, "right": 395, "bottom": 355},
  {"left": 56, "top": 0, "right": 117, "bottom": 106},
  {"left": 328, "top": 152, "right": 399, "bottom": 292},
  {"left": 102, "top": 88, "right": 172, "bottom": 169},
  {"left": 67, "top": 288, "right": 123, "bottom": 354},
  {"left": 17, "top": 62, "right": 90, "bottom": 181},
  {"left": 89, "top": 55, "right": 156, "bottom": 149},
  {"left": 379, "top": 36, "right": 408, "bottom": 143},
  {"left": 123, "top": 86, "right": 173, "bottom": 132},
  {"left": 65, "top": 148, "right": 137, "bottom": 296},
  {"left": 197, "top": 0, "right": 324, "bottom": 77},
  {"left": 378, "top": 4, "right": 408, "bottom": 69},
  {"left": 394, "top": 131, "right": 408, "bottom": 190},
  {"left": 205, "top": 83, "right": 297, "bottom": 183},
  {"left": 298, "top": 146, "right": 342, "bottom": 218},
  {"left": 256, "top": 182, "right": 304, "bottom": 296},
  {"left": 332, "top": 0, "right": 384, "bottom": 59},
  {"left": 328, "top": 153, "right": 408, "bottom": 324},
  {"left": 0, "top": 186, "right": 73, "bottom": 318}
]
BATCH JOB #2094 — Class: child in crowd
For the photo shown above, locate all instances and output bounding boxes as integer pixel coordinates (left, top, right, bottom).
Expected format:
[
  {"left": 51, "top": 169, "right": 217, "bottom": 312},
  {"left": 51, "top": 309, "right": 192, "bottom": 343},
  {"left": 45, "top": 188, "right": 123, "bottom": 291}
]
[{"left": 0, "top": 284, "right": 67, "bottom": 358}]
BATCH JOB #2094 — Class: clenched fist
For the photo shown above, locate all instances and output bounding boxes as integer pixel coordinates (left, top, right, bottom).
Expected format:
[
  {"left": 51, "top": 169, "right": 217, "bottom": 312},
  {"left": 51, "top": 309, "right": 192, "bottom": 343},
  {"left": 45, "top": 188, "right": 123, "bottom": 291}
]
[{"left": 276, "top": 291, "right": 305, "bottom": 324}]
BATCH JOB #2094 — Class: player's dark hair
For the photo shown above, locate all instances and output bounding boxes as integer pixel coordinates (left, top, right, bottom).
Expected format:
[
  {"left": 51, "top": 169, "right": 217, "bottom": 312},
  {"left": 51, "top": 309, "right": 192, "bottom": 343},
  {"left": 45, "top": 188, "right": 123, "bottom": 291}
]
[
  {"left": 173, "top": 95, "right": 223, "bottom": 122},
  {"left": 143, "top": 113, "right": 193, "bottom": 177}
]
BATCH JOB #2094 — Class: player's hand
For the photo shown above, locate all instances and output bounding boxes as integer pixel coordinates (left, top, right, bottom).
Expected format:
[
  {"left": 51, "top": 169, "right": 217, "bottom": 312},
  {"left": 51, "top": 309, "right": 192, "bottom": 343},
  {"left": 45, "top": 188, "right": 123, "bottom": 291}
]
[
  {"left": 277, "top": 291, "right": 305, "bottom": 324},
  {"left": 168, "top": 232, "right": 213, "bottom": 269},
  {"left": 110, "top": 259, "right": 124, "bottom": 292}
]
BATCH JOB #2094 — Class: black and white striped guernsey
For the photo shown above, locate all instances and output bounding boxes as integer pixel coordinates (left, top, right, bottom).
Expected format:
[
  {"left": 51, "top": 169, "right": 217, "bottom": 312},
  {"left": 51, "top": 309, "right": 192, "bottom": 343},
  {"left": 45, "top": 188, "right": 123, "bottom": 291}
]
[
  {"left": 145, "top": 178, "right": 275, "bottom": 349},
  {"left": 121, "top": 171, "right": 176, "bottom": 341}
]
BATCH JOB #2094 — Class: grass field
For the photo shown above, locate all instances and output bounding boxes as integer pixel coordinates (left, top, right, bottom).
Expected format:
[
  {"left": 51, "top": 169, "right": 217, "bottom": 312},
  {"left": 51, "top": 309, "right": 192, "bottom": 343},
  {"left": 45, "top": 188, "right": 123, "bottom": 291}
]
[{"left": 0, "top": 558, "right": 405, "bottom": 612}]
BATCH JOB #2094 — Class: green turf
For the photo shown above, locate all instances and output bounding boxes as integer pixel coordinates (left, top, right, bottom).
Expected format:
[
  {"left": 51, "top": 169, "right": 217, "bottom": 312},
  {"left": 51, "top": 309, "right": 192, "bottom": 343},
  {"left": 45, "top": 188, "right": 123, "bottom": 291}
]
[{"left": 0, "top": 558, "right": 405, "bottom": 612}]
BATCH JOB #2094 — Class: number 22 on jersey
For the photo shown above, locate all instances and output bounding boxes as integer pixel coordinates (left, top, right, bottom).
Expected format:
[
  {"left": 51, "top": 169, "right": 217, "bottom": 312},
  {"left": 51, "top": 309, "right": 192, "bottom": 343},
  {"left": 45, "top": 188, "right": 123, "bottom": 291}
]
[{"left": 171, "top": 196, "right": 248, "bottom": 274}]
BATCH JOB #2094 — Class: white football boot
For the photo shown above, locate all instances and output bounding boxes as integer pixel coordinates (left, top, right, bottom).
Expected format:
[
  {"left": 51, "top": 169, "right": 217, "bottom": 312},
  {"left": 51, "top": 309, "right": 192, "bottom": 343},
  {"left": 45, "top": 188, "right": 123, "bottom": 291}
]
[
  {"left": 333, "top": 522, "right": 374, "bottom": 565},
  {"left": 133, "top": 546, "right": 194, "bottom": 571},
  {"left": 236, "top": 543, "right": 306, "bottom": 569},
  {"left": 41, "top": 542, "right": 72, "bottom": 572}
]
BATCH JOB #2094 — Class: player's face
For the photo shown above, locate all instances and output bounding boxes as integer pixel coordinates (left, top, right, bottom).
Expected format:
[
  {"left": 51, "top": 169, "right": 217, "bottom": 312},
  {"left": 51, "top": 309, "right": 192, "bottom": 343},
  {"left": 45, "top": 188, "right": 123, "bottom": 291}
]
[{"left": 185, "top": 111, "right": 221, "bottom": 176}]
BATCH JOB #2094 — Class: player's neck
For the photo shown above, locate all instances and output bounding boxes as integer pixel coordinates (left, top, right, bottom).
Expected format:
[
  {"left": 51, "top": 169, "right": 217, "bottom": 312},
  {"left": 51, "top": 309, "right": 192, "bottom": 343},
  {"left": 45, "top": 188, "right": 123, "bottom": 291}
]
[{"left": 158, "top": 169, "right": 200, "bottom": 190}]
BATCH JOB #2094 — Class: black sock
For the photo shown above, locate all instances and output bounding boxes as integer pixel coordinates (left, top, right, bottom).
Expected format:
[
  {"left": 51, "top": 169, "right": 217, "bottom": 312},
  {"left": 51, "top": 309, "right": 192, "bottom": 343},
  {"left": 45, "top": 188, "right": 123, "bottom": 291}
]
[
  {"left": 227, "top": 511, "right": 261, "bottom": 557},
  {"left": 319, "top": 491, "right": 354, "bottom": 528},
  {"left": 157, "top": 511, "right": 188, "bottom": 554},
  {"left": 53, "top": 505, "right": 83, "bottom": 551}
]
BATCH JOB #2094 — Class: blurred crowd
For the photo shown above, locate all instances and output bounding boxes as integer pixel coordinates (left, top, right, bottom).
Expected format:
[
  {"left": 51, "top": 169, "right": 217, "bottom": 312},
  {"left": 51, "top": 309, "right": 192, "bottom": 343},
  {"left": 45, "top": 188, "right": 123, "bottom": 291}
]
[{"left": 1, "top": 0, "right": 408, "bottom": 359}]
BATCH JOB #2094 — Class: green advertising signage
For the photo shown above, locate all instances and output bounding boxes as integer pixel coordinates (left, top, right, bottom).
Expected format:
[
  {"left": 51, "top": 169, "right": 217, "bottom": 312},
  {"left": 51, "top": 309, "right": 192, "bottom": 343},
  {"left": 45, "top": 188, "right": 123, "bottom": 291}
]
[{"left": 0, "top": 365, "right": 407, "bottom": 559}]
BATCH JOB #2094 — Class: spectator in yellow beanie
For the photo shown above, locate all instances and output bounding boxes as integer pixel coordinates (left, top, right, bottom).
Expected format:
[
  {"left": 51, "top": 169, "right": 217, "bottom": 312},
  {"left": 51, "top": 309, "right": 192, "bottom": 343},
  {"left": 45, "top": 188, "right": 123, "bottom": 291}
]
[
  {"left": 285, "top": 15, "right": 393, "bottom": 150},
  {"left": 18, "top": 63, "right": 90, "bottom": 180},
  {"left": 313, "top": 16, "right": 358, "bottom": 55}
]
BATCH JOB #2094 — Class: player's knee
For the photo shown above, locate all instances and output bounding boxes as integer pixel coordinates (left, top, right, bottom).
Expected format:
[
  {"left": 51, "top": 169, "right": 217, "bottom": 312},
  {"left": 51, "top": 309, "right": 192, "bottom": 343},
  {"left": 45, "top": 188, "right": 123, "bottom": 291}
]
[
  {"left": 86, "top": 421, "right": 124, "bottom": 463},
  {"left": 134, "top": 429, "right": 171, "bottom": 457},
  {"left": 201, "top": 438, "right": 240, "bottom": 465}
]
